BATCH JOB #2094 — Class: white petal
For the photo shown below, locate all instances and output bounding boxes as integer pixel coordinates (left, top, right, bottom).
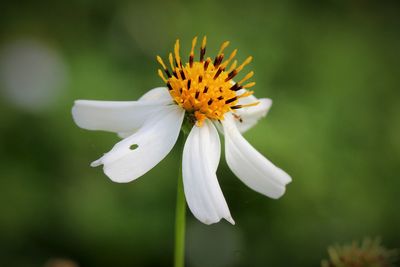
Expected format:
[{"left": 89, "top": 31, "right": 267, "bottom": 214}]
[
  {"left": 222, "top": 113, "right": 291, "bottom": 199},
  {"left": 234, "top": 90, "right": 272, "bottom": 133},
  {"left": 138, "top": 87, "right": 172, "bottom": 101},
  {"left": 182, "top": 120, "right": 234, "bottom": 225},
  {"left": 117, "top": 131, "right": 134, "bottom": 139},
  {"left": 93, "top": 105, "right": 184, "bottom": 183},
  {"left": 72, "top": 87, "right": 172, "bottom": 134}
]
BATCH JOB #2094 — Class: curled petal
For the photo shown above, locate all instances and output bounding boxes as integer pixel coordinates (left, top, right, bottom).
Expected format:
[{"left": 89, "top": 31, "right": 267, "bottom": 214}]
[
  {"left": 234, "top": 89, "right": 272, "bottom": 133},
  {"left": 92, "top": 105, "right": 184, "bottom": 183},
  {"left": 72, "top": 87, "right": 172, "bottom": 134},
  {"left": 182, "top": 120, "right": 234, "bottom": 225},
  {"left": 222, "top": 113, "right": 291, "bottom": 199}
]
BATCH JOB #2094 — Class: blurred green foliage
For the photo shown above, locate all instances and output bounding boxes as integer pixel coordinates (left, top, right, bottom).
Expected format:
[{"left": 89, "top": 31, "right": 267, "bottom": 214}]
[{"left": 0, "top": 0, "right": 399, "bottom": 266}]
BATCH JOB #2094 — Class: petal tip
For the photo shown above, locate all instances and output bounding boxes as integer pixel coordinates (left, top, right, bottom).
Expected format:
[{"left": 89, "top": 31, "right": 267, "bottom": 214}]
[
  {"left": 262, "top": 98, "right": 273, "bottom": 105},
  {"left": 71, "top": 104, "right": 78, "bottom": 121},
  {"left": 71, "top": 102, "right": 88, "bottom": 129},
  {"left": 270, "top": 186, "right": 288, "bottom": 199},
  {"left": 103, "top": 166, "right": 136, "bottom": 184},
  {"left": 277, "top": 168, "right": 292, "bottom": 185},
  {"left": 90, "top": 158, "right": 102, "bottom": 167},
  {"left": 226, "top": 217, "right": 235, "bottom": 225},
  {"left": 259, "top": 98, "right": 273, "bottom": 116}
]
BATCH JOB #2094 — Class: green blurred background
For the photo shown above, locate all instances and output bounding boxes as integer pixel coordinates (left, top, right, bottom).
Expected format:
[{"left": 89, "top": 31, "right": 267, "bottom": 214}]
[{"left": 1, "top": 0, "right": 399, "bottom": 266}]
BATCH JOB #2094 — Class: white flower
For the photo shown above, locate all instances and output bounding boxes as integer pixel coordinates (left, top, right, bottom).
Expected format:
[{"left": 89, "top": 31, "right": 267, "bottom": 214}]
[{"left": 72, "top": 37, "right": 291, "bottom": 225}]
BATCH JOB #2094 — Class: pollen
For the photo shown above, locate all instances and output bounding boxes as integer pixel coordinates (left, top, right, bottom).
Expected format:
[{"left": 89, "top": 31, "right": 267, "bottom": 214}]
[{"left": 157, "top": 36, "right": 259, "bottom": 126}]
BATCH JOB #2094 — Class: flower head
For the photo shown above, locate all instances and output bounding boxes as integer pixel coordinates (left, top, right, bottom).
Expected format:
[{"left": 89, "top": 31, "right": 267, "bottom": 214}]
[
  {"left": 157, "top": 37, "right": 257, "bottom": 126},
  {"left": 72, "top": 37, "right": 292, "bottom": 225}
]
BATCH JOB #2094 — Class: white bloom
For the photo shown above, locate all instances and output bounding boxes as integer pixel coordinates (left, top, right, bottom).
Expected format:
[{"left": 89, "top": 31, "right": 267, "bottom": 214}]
[{"left": 72, "top": 37, "right": 291, "bottom": 225}]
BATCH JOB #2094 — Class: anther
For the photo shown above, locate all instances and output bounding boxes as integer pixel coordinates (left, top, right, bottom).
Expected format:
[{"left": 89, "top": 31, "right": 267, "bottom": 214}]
[
  {"left": 230, "top": 83, "right": 242, "bottom": 91},
  {"left": 214, "top": 54, "right": 224, "bottom": 68},
  {"left": 200, "top": 36, "right": 207, "bottom": 62},
  {"left": 195, "top": 91, "right": 200, "bottom": 99},
  {"left": 198, "top": 76, "right": 203, "bottom": 83},
  {"left": 164, "top": 69, "right": 172, "bottom": 78},
  {"left": 156, "top": 57, "right": 172, "bottom": 78},
  {"left": 225, "top": 96, "right": 237, "bottom": 104},
  {"left": 213, "top": 67, "right": 223, "bottom": 80},
  {"left": 203, "top": 86, "right": 208, "bottom": 93},
  {"left": 225, "top": 69, "right": 238, "bottom": 82},
  {"left": 217, "top": 96, "right": 224, "bottom": 101},
  {"left": 208, "top": 99, "right": 213, "bottom": 105},
  {"left": 180, "top": 70, "right": 186, "bottom": 80},
  {"left": 167, "top": 82, "right": 172, "bottom": 90},
  {"left": 189, "top": 54, "right": 194, "bottom": 68},
  {"left": 187, "top": 79, "right": 191, "bottom": 89},
  {"left": 231, "top": 105, "right": 242, "bottom": 110},
  {"left": 204, "top": 59, "right": 210, "bottom": 71}
]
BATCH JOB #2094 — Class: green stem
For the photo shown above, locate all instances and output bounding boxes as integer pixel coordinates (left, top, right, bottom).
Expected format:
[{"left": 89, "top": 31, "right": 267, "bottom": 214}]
[{"left": 174, "top": 133, "right": 187, "bottom": 267}]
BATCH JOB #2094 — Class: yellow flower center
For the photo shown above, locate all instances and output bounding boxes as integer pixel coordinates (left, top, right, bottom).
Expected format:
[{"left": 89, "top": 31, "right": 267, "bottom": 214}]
[{"left": 157, "top": 37, "right": 258, "bottom": 126}]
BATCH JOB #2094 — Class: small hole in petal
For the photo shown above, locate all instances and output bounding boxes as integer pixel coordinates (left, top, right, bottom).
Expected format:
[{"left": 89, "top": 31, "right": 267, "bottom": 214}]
[{"left": 130, "top": 144, "right": 138, "bottom": 150}]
